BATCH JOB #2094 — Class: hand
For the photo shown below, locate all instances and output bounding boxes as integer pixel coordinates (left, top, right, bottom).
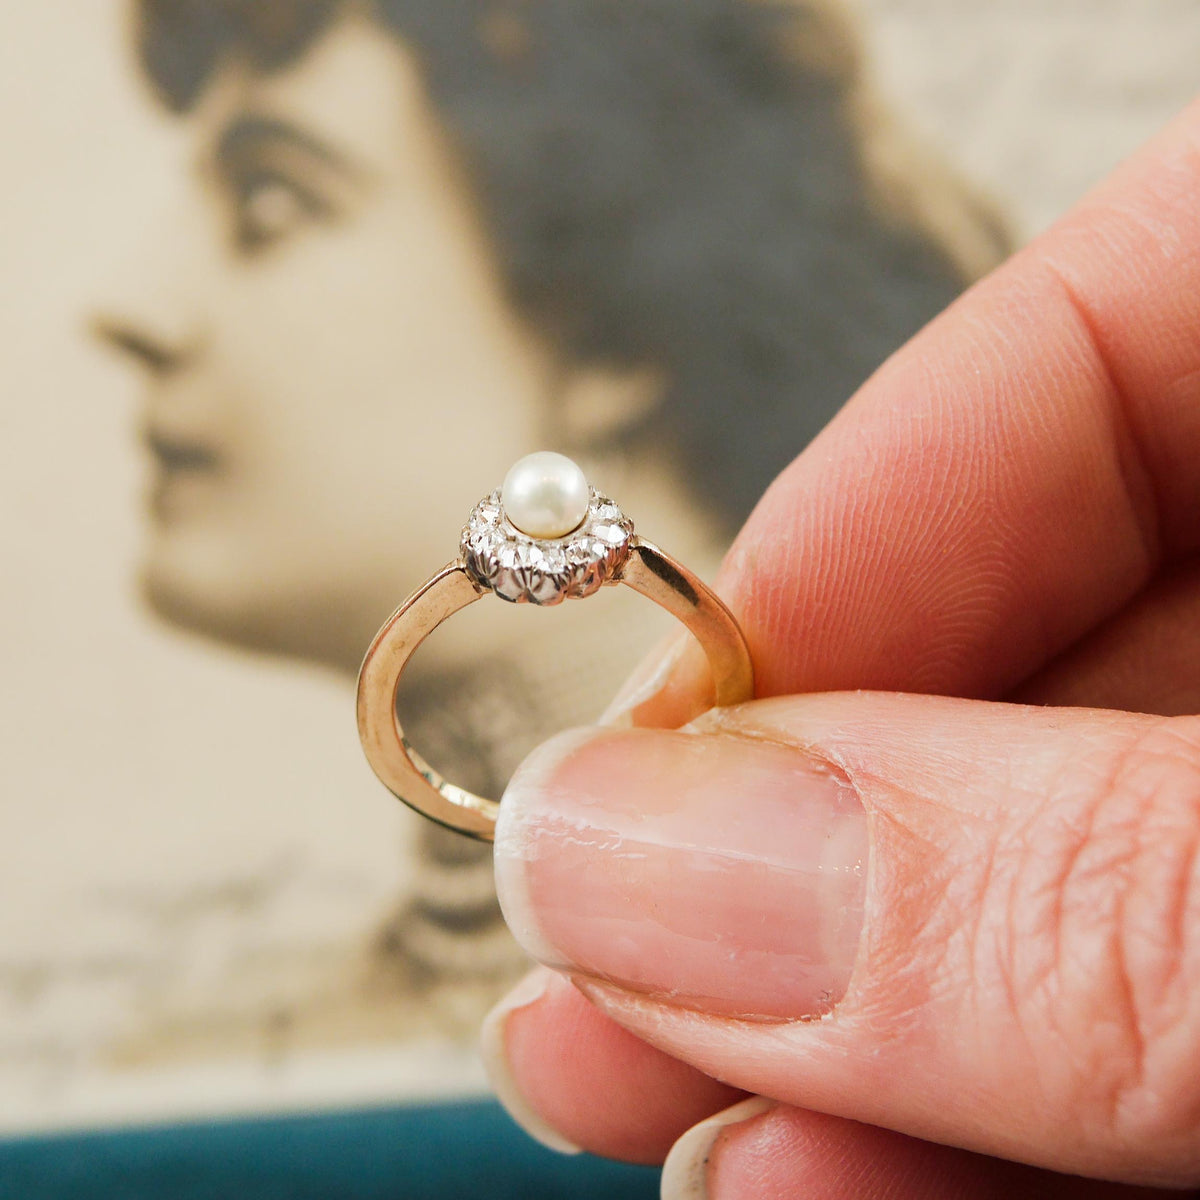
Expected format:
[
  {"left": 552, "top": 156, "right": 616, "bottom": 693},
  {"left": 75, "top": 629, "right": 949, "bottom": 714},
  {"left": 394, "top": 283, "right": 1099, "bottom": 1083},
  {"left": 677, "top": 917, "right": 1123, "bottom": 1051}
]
[{"left": 481, "top": 95, "right": 1200, "bottom": 1199}]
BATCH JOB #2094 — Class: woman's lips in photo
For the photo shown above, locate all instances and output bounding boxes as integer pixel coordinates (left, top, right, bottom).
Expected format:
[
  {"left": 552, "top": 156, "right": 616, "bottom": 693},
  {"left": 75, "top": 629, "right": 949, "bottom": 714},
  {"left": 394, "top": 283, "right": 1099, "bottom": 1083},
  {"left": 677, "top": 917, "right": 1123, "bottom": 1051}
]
[
  {"left": 144, "top": 427, "right": 223, "bottom": 520},
  {"left": 145, "top": 427, "right": 220, "bottom": 472}
]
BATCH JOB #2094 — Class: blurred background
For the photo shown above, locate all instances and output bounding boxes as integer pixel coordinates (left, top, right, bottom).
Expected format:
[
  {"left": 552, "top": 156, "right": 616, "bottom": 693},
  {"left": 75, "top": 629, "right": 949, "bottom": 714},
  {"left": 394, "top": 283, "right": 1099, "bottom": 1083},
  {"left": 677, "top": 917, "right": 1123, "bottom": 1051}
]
[{"left": 2, "top": 0, "right": 1198, "bottom": 1193}]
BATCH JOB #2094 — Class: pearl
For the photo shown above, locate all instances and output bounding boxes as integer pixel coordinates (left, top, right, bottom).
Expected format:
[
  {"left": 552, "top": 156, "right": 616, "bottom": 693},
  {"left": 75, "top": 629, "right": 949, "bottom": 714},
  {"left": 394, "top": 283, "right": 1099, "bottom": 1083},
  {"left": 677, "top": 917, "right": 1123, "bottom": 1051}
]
[{"left": 501, "top": 451, "right": 591, "bottom": 539}]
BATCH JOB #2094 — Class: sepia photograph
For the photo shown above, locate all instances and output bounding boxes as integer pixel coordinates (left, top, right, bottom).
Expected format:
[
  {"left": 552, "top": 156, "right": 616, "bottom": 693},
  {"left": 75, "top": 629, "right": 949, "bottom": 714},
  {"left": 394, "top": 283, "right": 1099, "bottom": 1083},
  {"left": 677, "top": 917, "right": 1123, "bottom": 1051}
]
[{"left": 3, "top": 1, "right": 1199, "bottom": 1196}]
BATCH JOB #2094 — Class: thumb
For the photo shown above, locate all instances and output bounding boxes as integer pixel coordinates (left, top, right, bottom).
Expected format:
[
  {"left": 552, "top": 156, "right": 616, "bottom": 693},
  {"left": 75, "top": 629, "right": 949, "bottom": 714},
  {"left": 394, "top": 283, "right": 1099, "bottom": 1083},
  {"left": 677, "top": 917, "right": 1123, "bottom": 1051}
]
[{"left": 493, "top": 694, "right": 1200, "bottom": 1187}]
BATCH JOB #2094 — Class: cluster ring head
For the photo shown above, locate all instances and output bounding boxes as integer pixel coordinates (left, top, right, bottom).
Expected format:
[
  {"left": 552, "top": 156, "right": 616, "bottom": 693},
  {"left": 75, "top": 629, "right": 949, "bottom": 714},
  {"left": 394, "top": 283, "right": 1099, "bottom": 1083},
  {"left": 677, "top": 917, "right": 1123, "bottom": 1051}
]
[{"left": 461, "top": 486, "right": 635, "bottom": 605}]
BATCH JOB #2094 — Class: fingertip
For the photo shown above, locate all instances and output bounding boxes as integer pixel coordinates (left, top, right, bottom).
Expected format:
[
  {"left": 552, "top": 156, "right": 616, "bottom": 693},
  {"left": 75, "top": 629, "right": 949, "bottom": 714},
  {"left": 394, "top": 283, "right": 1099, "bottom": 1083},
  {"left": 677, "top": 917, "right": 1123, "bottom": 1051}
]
[
  {"left": 481, "top": 967, "right": 583, "bottom": 1156},
  {"left": 628, "top": 638, "right": 717, "bottom": 729},
  {"left": 661, "top": 1096, "right": 776, "bottom": 1200},
  {"left": 484, "top": 965, "right": 747, "bottom": 1164},
  {"left": 599, "top": 629, "right": 692, "bottom": 726}
]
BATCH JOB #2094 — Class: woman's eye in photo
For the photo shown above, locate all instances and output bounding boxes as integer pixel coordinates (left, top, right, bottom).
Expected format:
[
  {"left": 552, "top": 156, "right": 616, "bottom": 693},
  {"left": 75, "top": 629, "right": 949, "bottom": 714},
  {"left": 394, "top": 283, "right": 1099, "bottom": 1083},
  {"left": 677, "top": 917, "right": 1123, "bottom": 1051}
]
[{"left": 230, "top": 172, "right": 331, "bottom": 254}]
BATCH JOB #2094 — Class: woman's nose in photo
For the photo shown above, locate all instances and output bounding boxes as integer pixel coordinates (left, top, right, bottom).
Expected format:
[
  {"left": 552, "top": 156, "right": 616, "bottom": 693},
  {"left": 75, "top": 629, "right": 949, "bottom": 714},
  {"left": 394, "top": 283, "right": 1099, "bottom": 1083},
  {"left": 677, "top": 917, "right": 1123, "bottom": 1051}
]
[{"left": 90, "top": 196, "right": 209, "bottom": 375}]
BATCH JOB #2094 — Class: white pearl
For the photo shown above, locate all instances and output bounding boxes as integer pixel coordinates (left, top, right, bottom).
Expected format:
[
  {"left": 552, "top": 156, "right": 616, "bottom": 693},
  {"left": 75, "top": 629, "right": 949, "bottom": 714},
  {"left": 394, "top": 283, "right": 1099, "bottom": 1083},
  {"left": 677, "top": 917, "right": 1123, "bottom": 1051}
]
[{"left": 501, "top": 451, "right": 591, "bottom": 539}]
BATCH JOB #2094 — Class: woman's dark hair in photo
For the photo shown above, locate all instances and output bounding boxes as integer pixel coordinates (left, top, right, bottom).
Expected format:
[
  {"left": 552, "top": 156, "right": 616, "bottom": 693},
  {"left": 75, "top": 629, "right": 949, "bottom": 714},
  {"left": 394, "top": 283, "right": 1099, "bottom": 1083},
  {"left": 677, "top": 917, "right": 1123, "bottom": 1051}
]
[{"left": 134, "top": 0, "right": 1010, "bottom": 533}]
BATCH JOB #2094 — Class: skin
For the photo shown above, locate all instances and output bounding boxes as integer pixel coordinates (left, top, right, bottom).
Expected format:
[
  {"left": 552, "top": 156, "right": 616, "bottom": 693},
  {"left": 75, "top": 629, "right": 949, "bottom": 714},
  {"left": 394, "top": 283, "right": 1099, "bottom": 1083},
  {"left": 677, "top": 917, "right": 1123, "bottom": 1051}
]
[
  {"left": 484, "top": 95, "right": 1200, "bottom": 1196},
  {"left": 94, "top": 11, "right": 700, "bottom": 677}
]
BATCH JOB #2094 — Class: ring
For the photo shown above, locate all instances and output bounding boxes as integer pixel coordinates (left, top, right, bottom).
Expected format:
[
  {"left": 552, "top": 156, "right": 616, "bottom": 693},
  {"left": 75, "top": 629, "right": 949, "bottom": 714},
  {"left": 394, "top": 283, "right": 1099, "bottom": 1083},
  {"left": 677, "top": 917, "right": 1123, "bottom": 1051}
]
[{"left": 356, "top": 451, "right": 754, "bottom": 841}]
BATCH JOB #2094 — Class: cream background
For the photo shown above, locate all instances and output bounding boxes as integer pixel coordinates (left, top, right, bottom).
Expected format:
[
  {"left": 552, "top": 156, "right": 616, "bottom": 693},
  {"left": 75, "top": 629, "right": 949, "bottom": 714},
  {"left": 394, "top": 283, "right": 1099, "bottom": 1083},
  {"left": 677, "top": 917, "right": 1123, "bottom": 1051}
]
[{"left": 2, "top": 0, "right": 1197, "bottom": 1131}]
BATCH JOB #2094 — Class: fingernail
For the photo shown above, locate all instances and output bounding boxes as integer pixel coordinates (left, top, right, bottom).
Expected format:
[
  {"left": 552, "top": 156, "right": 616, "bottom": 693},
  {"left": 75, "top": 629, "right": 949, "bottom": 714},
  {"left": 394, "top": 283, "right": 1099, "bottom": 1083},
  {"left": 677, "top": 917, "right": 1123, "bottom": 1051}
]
[
  {"left": 661, "top": 1097, "right": 775, "bottom": 1200},
  {"left": 494, "top": 727, "right": 868, "bottom": 1020},
  {"left": 480, "top": 968, "right": 582, "bottom": 1155}
]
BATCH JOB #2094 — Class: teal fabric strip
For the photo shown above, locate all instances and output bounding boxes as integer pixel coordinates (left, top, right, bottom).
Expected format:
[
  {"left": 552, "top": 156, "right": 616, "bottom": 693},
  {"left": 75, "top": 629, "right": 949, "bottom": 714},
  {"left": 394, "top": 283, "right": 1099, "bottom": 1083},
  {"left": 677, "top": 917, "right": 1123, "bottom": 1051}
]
[{"left": 0, "top": 1099, "right": 660, "bottom": 1199}]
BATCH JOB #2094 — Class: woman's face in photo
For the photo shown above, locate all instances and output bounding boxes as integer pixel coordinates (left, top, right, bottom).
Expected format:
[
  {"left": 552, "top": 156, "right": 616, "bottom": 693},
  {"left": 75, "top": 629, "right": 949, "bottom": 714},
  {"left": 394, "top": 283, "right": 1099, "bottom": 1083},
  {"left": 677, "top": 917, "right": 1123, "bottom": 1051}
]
[{"left": 97, "top": 12, "right": 553, "bottom": 666}]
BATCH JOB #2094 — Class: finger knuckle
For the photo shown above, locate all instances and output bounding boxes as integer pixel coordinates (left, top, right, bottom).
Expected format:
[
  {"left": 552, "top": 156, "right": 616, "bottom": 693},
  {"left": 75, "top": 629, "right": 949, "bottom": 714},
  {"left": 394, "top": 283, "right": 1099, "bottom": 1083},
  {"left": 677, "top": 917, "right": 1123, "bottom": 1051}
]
[
  {"left": 1105, "top": 719, "right": 1200, "bottom": 1150},
  {"left": 1018, "top": 716, "right": 1200, "bottom": 1160}
]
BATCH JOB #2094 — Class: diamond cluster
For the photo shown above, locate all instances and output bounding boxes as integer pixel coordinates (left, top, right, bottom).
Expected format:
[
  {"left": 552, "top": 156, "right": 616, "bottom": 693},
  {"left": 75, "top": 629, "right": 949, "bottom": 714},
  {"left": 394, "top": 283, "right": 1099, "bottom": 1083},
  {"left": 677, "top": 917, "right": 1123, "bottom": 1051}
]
[{"left": 461, "top": 488, "right": 634, "bottom": 605}]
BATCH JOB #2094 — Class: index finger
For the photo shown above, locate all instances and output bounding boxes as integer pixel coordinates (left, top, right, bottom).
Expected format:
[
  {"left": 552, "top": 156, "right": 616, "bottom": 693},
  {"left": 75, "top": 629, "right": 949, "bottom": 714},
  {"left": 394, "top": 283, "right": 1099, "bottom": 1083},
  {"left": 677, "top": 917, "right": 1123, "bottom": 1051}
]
[{"left": 688, "top": 96, "right": 1200, "bottom": 704}]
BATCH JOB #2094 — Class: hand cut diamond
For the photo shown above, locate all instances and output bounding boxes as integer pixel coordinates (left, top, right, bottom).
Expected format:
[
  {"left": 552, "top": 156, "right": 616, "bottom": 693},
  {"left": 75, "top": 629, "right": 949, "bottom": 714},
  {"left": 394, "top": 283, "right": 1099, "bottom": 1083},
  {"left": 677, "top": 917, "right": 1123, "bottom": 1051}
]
[{"left": 460, "top": 486, "right": 633, "bottom": 605}]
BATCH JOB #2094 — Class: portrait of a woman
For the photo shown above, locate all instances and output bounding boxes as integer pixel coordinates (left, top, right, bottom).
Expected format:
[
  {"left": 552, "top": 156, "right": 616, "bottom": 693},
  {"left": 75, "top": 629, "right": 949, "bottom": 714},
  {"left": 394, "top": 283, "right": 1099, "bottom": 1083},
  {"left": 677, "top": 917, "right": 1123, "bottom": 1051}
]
[{"left": 94, "top": 0, "right": 1006, "bottom": 1047}]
